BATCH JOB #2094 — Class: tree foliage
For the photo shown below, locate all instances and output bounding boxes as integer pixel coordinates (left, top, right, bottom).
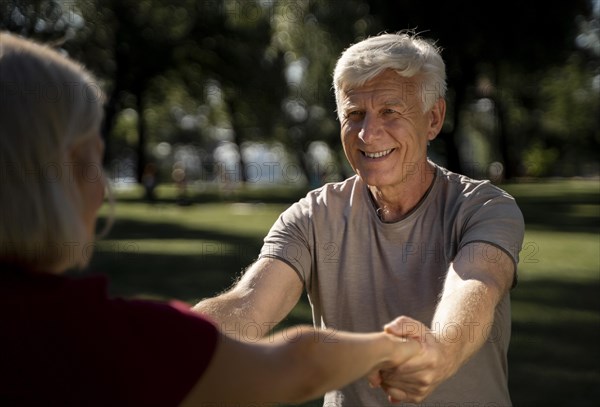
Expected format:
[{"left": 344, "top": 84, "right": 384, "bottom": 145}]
[{"left": 2, "top": 0, "right": 597, "bottom": 184}]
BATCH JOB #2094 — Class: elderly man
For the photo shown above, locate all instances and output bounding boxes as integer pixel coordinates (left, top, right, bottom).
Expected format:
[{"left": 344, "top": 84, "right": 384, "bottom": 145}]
[{"left": 195, "top": 32, "right": 524, "bottom": 406}]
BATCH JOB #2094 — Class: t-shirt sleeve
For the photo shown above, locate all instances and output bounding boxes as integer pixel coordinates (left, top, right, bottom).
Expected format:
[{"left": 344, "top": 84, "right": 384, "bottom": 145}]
[
  {"left": 106, "top": 299, "right": 219, "bottom": 406},
  {"left": 259, "top": 198, "right": 313, "bottom": 286},
  {"left": 457, "top": 184, "right": 525, "bottom": 275}
]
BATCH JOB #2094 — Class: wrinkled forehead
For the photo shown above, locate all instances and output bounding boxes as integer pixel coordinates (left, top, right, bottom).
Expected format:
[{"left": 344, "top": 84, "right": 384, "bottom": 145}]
[{"left": 340, "top": 71, "right": 424, "bottom": 106}]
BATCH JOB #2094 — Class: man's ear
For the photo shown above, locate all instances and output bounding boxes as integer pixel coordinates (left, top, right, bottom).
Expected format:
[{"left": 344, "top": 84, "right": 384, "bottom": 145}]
[{"left": 427, "top": 98, "right": 446, "bottom": 141}]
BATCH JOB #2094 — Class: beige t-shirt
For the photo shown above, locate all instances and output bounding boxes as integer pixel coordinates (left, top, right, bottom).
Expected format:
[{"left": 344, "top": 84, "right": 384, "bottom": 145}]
[{"left": 260, "top": 163, "right": 524, "bottom": 406}]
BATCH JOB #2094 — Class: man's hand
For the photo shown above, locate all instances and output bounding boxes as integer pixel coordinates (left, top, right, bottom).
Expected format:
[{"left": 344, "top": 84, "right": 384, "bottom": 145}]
[{"left": 368, "top": 316, "right": 459, "bottom": 404}]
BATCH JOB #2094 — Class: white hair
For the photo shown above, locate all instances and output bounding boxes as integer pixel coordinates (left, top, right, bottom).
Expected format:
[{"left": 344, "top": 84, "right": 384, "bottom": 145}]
[
  {"left": 0, "top": 32, "right": 106, "bottom": 272},
  {"left": 333, "top": 32, "right": 447, "bottom": 116}
]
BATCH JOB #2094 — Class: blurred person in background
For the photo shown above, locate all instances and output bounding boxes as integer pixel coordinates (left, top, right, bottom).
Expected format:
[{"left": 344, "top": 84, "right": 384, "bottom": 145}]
[
  {"left": 195, "top": 32, "right": 525, "bottom": 406},
  {"left": 0, "top": 31, "right": 421, "bottom": 407}
]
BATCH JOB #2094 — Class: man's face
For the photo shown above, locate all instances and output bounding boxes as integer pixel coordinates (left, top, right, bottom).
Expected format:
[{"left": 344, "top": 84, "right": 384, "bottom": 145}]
[{"left": 339, "top": 70, "right": 443, "bottom": 189}]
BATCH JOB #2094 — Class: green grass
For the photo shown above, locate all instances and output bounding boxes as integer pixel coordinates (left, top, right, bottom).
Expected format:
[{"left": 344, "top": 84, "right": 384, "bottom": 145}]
[
  {"left": 88, "top": 179, "right": 600, "bottom": 406},
  {"left": 93, "top": 201, "right": 287, "bottom": 299},
  {"left": 501, "top": 180, "right": 600, "bottom": 406}
]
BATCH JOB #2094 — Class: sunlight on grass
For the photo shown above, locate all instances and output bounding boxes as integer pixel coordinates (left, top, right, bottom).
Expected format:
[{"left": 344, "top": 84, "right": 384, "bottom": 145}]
[
  {"left": 506, "top": 180, "right": 599, "bottom": 407},
  {"left": 511, "top": 298, "right": 599, "bottom": 325},
  {"left": 503, "top": 179, "right": 600, "bottom": 197},
  {"left": 96, "top": 239, "right": 242, "bottom": 256},
  {"left": 99, "top": 201, "right": 288, "bottom": 238},
  {"left": 519, "top": 230, "right": 599, "bottom": 282}
]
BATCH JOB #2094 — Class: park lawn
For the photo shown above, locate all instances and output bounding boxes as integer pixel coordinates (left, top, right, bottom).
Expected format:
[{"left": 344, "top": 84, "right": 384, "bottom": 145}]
[
  {"left": 508, "top": 228, "right": 599, "bottom": 406},
  {"left": 502, "top": 180, "right": 599, "bottom": 406},
  {"left": 88, "top": 179, "right": 599, "bottom": 406},
  {"left": 92, "top": 200, "right": 292, "bottom": 303}
]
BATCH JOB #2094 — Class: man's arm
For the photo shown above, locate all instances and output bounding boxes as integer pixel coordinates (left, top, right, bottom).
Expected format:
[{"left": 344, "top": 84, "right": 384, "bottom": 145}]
[
  {"left": 371, "top": 242, "right": 515, "bottom": 403},
  {"left": 193, "top": 257, "right": 304, "bottom": 340}
]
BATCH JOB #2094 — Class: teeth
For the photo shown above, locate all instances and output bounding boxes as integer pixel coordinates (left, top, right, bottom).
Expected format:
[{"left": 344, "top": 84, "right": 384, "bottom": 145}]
[{"left": 364, "top": 149, "right": 393, "bottom": 159}]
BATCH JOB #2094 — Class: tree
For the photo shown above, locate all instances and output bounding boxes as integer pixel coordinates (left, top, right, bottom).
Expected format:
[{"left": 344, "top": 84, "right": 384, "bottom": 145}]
[
  {"left": 183, "top": 2, "right": 288, "bottom": 183},
  {"left": 267, "top": 0, "right": 378, "bottom": 181},
  {"left": 71, "top": 0, "right": 289, "bottom": 184},
  {"left": 66, "top": 0, "right": 209, "bottom": 182},
  {"left": 5, "top": 0, "right": 594, "bottom": 185},
  {"left": 0, "top": 0, "right": 79, "bottom": 42}
]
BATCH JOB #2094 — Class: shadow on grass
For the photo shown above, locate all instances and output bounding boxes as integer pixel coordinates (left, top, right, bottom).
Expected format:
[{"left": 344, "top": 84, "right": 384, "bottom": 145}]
[
  {"left": 509, "top": 278, "right": 600, "bottom": 406},
  {"left": 87, "top": 214, "right": 316, "bottom": 317},
  {"left": 85, "top": 216, "right": 265, "bottom": 301},
  {"left": 504, "top": 181, "right": 600, "bottom": 234},
  {"left": 100, "top": 216, "right": 262, "bottom": 241}
]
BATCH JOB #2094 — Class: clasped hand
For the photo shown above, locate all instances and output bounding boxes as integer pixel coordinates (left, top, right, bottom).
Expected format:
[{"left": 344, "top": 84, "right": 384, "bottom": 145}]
[{"left": 369, "top": 316, "right": 457, "bottom": 404}]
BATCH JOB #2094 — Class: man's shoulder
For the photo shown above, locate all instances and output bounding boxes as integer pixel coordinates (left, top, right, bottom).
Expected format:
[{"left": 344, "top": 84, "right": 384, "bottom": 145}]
[
  {"left": 308, "top": 175, "right": 361, "bottom": 194},
  {"left": 434, "top": 164, "right": 515, "bottom": 202},
  {"left": 432, "top": 164, "right": 522, "bottom": 234},
  {"left": 282, "top": 175, "right": 363, "bottom": 221},
  {"left": 301, "top": 175, "right": 362, "bottom": 203}
]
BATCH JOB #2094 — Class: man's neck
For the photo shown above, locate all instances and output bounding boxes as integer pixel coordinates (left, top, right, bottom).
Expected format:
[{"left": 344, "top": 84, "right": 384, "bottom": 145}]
[{"left": 368, "top": 161, "right": 436, "bottom": 222}]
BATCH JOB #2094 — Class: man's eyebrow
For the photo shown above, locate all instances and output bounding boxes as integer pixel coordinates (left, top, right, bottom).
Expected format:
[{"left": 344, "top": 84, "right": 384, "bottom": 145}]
[{"left": 382, "top": 99, "right": 406, "bottom": 107}]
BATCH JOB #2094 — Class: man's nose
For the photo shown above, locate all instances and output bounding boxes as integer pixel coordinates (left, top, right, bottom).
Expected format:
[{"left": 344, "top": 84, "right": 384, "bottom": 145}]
[{"left": 358, "top": 113, "right": 381, "bottom": 144}]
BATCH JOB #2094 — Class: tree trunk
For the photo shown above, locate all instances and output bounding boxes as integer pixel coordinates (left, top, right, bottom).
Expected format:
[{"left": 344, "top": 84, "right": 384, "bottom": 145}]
[
  {"left": 226, "top": 97, "right": 249, "bottom": 183},
  {"left": 100, "top": 91, "right": 118, "bottom": 166},
  {"left": 134, "top": 85, "right": 146, "bottom": 184},
  {"left": 494, "top": 97, "right": 515, "bottom": 180},
  {"left": 440, "top": 82, "right": 465, "bottom": 174}
]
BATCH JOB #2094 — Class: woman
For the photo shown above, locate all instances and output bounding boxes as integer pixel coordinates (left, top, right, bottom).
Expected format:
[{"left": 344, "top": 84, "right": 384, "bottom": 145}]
[{"left": 0, "top": 32, "right": 419, "bottom": 406}]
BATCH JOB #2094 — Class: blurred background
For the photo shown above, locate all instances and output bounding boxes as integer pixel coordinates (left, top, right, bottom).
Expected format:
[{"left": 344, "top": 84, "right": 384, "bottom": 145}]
[
  {"left": 2, "top": 1, "right": 599, "bottom": 406},
  {"left": 2, "top": 0, "right": 598, "bottom": 188}
]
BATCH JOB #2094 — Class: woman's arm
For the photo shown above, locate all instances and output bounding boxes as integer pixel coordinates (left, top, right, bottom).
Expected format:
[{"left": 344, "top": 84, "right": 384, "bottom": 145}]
[{"left": 180, "top": 325, "right": 421, "bottom": 406}]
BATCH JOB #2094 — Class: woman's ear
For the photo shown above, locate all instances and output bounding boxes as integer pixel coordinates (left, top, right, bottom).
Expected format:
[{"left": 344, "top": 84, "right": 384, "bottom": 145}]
[{"left": 67, "top": 138, "right": 86, "bottom": 163}]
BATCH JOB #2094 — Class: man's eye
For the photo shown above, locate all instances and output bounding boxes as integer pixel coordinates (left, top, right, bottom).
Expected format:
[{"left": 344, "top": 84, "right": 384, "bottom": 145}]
[{"left": 383, "top": 108, "right": 397, "bottom": 115}]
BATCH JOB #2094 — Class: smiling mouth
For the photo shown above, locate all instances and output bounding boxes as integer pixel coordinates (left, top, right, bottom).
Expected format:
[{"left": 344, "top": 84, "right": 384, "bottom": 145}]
[{"left": 361, "top": 148, "right": 395, "bottom": 159}]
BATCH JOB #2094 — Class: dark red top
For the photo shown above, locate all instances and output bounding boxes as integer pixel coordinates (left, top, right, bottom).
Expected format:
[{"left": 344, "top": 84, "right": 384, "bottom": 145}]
[{"left": 0, "top": 263, "right": 219, "bottom": 406}]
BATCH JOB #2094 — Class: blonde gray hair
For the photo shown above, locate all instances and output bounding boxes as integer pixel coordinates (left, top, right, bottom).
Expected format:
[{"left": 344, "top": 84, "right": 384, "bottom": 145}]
[
  {"left": 0, "top": 32, "right": 106, "bottom": 272},
  {"left": 333, "top": 32, "right": 447, "bottom": 116}
]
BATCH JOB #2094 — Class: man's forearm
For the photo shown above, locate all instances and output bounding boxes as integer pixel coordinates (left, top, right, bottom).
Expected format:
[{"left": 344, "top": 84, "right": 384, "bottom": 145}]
[
  {"left": 376, "top": 244, "right": 514, "bottom": 403},
  {"left": 430, "top": 278, "right": 499, "bottom": 375},
  {"left": 193, "top": 257, "right": 303, "bottom": 340},
  {"left": 431, "top": 242, "right": 513, "bottom": 374},
  {"left": 193, "top": 296, "right": 271, "bottom": 340}
]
